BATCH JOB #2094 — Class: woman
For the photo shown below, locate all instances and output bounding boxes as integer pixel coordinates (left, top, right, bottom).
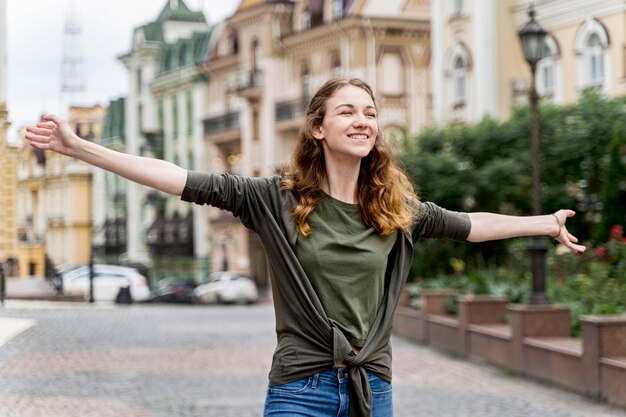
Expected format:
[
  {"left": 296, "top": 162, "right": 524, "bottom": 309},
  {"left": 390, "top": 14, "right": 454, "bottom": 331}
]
[{"left": 25, "top": 77, "right": 585, "bottom": 417}]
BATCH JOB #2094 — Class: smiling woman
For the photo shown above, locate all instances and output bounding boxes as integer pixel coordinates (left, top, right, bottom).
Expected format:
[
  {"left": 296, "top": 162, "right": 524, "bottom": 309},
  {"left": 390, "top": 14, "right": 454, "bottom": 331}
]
[{"left": 23, "top": 77, "right": 584, "bottom": 417}]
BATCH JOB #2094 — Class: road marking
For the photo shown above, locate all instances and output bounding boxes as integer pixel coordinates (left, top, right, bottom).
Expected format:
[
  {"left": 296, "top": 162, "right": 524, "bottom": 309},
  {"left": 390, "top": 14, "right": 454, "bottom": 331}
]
[{"left": 0, "top": 318, "right": 36, "bottom": 347}]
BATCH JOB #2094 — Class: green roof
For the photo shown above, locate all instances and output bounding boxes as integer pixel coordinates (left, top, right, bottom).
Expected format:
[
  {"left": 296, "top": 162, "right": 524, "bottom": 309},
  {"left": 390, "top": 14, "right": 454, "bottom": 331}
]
[
  {"left": 132, "top": 0, "right": 208, "bottom": 50},
  {"left": 141, "top": 21, "right": 164, "bottom": 42},
  {"left": 156, "top": 0, "right": 206, "bottom": 23},
  {"left": 158, "top": 28, "right": 214, "bottom": 74}
]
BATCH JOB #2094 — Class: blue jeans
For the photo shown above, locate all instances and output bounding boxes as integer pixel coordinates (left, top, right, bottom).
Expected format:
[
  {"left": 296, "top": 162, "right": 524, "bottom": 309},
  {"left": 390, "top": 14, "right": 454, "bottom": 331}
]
[{"left": 264, "top": 368, "right": 393, "bottom": 417}]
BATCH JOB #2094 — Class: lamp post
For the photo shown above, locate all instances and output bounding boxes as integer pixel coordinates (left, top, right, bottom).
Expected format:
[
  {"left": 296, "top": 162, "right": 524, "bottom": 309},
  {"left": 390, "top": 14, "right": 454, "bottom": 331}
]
[{"left": 518, "top": 6, "right": 550, "bottom": 305}]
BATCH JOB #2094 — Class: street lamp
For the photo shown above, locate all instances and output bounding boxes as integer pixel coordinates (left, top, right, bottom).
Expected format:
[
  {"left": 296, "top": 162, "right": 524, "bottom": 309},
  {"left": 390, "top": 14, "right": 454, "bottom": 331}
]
[{"left": 518, "top": 5, "right": 550, "bottom": 305}]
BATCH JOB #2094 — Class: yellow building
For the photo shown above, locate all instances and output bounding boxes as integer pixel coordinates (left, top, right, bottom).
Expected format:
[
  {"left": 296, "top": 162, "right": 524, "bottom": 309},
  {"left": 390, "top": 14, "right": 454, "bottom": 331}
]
[
  {"left": 0, "top": 102, "right": 18, "bottom": 275},
  {"left": 431, "top": 0, "right": 626, "bottom": 125},
  {"left": 16, "top": 105, "right": 105, "bottom": 277},
  {"left": 15, "top": 128, "right": 47, "bottom": 277}
]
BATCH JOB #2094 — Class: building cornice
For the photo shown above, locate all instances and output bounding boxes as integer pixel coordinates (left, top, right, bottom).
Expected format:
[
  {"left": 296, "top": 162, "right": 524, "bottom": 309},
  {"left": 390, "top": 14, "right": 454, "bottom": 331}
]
[
  {"left": 228, "top": 2, "right": 293, "bottom": 27},
  {"left": 151, "top": 65, "right": 202, "bottom": 95},
  {"left": 281, "top": 16, "right": 429, "bottom": 54},
  {"left": 512, "top": 0, "right": 626, "bottom": 31},
  {"left": 117, "top": 42, "right": 162, "bottom": 68},
  {"left": 201, "top": 53, "right": 240, "bottom": 75}
]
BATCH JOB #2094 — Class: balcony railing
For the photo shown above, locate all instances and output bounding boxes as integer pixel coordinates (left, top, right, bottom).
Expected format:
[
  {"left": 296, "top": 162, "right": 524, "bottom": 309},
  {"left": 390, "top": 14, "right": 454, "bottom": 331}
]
[
  {"left": 203, "top": 111, "right": 240, "bottom": 136},
  {"left": 228, "top": 69, "right": 263, "bottom": 94},
  {"left": 275, "top": 96, "right": 310, "bottom": 122}
]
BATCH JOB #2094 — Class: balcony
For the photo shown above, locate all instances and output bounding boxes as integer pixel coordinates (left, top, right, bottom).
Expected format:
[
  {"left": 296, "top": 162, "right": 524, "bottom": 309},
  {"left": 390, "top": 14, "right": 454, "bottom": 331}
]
[
  {"left": 203, "top": 111, "right": 240, "bottom": 140},
  {"left": 228, "top": 69, "right": 263, "bottom": 100},
  {"left": 276, "top": 96, "right": 309, "bottom": 123}
]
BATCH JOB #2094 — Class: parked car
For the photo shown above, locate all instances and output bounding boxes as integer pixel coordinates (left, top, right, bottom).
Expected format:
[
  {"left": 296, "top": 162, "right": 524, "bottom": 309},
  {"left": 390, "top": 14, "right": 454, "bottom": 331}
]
[
  {"left": 193, "top": 272, "right": 258, "bottom": 304},
  {"left": 150, "top": 277, "right": 197, "bottom": 303},
  {"left": 49, "top": 264, "right": 84, "bottom": 294},
  {"left": 62, "top": 264, "right": 151, "bottom": 302}
]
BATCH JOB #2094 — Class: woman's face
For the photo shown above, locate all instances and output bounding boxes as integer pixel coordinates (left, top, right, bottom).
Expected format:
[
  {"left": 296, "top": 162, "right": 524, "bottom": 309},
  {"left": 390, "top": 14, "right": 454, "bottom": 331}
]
[{"left": 312, "top": 84, "right": 379, "bottom": 162}]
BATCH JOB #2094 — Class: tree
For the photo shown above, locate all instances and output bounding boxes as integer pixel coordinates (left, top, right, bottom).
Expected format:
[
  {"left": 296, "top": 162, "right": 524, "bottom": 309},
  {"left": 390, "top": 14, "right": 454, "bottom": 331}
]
[{"left": 596, "top": 122, "right": 626, "bottom": 243}]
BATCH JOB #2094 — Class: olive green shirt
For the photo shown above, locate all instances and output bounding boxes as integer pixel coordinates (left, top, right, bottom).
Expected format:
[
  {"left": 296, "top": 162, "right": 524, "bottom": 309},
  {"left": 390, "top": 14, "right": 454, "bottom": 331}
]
[
  {"left": 181, "top": 171, "right": 471, "bottom": 417},
  {"left": 296, "top": 194, "right": 396, "bottom": 347}
]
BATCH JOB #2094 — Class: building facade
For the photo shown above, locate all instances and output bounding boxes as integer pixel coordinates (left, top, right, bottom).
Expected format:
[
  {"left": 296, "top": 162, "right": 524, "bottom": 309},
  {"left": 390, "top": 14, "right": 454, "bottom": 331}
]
[
  {"left": 117, "top": 0, "right": 213, "bottom": 282},
  {"left": 15, "top": 106, "right": 104, "bottom": 277},
  {"left": 93, "top": 98, "right": 128, "bottom": 260},
  {"left": 431, "top": 0, "right": 626, "bottom": 125},
  {"left": 0, "top": 0, "right": 18, "bottom": 275},
  {"left": 200, "top": 0, "right": 432, "bottom": 288}
]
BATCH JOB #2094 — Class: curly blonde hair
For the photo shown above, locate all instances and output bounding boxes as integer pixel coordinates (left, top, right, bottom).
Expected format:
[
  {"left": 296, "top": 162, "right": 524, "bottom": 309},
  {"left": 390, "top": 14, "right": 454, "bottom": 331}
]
[{"left": 281, "top": 77, "right": 418, "bottom": 236}]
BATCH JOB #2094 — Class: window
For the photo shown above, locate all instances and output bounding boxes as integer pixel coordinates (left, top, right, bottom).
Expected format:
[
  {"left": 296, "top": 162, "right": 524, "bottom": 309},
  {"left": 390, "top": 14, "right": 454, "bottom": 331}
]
[
  {"left": 379, "top": 52, "right": 404, "bottom": 95},
  {"left": 587, "top": 34, "right": 604, "bottom": 86},
  {"left": 574, "top": 19, "right": 610, "bottom": 90},
  {"left": 179, "top": 43, "right": 187, "bottom": 67},
  {"left": 333, "top": 0, "right": 343, "bottom": 20},
  {"left": 251, "top": 37, "right": 259, "bottom": 70},
  {"left": 157, "top": 99, "right": 164, "bottom": 133},
  {"left": 451, "top": 0, "right": 464, "bottom": 17},
  {"left": 302, "top": 9, "right": 311, "bottom": 30},
  {"left": 537, "top": 36, "right": 559, "bottom": 98},
  {"left": 331, "top": 50, "right": 341, "bottom": 77},
  {"left": 453, "top": 56, "right": 467, "bottom": 106},
  {"left": 172, "top": 97, "right": 179, "bottom": 139},
  {"left": 186, "top": 91, "right": 193, "bottom": 136},
  {"left": 136, "top": 68, "right": 142, "bottom": 94},
  {"left": 446, "top": 42, "right": 472, "bottom": 109},
  {"left": 301, "top": 64, "right": 310, "bottom": 101}
]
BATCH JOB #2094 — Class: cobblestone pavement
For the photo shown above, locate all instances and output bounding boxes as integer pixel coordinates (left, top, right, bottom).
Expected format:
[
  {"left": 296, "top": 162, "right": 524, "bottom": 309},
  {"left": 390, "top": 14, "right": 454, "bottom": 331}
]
[{"left": 1, "top": 301, "right": 625, "bottom": 417}]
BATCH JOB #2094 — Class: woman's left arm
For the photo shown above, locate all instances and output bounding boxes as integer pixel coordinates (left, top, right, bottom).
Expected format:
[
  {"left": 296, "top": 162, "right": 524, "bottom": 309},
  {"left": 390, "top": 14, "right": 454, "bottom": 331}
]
[{"left": 466, "top": 209, "right": 586, "bottom": 253}]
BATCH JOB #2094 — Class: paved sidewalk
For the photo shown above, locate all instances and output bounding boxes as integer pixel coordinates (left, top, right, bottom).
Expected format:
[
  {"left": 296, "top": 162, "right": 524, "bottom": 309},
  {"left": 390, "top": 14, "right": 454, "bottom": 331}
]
[
  {"left": 0, "top": 302, "right": 625, "bottom": 417},
  {"left": 2, "top": 277, "right": 83, "bottom": 302}
]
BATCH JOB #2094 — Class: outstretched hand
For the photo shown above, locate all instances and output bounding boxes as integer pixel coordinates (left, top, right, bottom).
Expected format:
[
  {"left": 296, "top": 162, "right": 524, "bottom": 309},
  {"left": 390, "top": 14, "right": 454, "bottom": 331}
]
[
  {"left": 24, "top": 115, "right": 79, "bottom": 157},
  {"left": 552, "top": 209, "right": 586, "bottom": 254}
]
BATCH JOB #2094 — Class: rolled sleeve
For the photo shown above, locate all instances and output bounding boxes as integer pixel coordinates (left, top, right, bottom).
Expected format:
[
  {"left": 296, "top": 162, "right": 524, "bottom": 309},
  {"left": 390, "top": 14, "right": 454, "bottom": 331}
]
[
  {"left": 412, "top": 201, "right": 471, "bottom": 242},
  {"left": 181, "top": 171, "right": 276, "bottom": 231}
]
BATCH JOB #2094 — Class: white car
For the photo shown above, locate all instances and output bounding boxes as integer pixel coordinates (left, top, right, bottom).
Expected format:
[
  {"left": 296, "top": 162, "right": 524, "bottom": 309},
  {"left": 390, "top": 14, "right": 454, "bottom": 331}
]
[
  {"left": 193, "top": 272, "right": 258, "bottom": 304},
  {"left": 62, "top": 264, "right": 151, "bottom": 302}
]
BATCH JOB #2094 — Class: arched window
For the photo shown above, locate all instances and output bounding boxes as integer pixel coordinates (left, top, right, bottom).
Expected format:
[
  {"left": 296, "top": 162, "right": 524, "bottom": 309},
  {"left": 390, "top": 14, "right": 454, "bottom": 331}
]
[
  {"left": 574, "top": 19, "right": 610, "bottom": 90},
  {"left": 446, "top": 42, "right": 472, "bottom": 109},
  {"left": 333, "top": 0, "right": 343, "bottom": 20},
  {"left": 587, "top": 33, "right": 604, "bottom": 86},
  {"left": 453, "top": 56, "right": 467, "bottom": 106},
  {"left": 537, "top": 35, "right": 560, "bottom": 98},
  {"left": 251, "top": 37, "right": 259, "bottom": 70},
  {"left": 302, "top": 7, "right": 311, "bottom": 30}
]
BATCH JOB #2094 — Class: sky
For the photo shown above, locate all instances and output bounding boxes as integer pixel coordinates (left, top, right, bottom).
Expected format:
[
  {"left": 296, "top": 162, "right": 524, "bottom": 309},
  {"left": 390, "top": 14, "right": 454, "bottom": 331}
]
[{"left": 6, "top": 0, "right": 240, "bottom": 140}]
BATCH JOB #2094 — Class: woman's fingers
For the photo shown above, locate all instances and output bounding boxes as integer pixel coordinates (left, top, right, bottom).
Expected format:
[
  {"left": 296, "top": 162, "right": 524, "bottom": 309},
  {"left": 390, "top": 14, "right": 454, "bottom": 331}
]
[
  {"left": 26, "top": 126, "right": 53, "bottom": 136},
  {"left": 36, "top": 121, "right": 56, "bottom": 129}
]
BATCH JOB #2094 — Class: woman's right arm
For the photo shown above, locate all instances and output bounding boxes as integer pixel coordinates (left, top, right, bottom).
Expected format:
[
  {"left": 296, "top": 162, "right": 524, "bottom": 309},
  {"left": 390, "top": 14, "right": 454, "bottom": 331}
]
[{"left": 25, "top": 114, "right": 187, "bottom": 196}]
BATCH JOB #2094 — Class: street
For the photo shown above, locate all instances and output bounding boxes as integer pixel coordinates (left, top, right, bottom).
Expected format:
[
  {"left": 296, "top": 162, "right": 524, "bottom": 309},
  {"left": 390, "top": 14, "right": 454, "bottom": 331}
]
[{"left": 1, "top": 302, "right": 625, "bottom": 417}]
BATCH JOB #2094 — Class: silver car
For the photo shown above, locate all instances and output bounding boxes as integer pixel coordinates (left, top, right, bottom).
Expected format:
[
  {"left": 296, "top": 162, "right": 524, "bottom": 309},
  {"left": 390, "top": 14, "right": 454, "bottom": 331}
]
[
  {"left": 193, "top": 272, "right": 258, "bottom": 304},
  {"left": 62, "top": 264, "right": 151, "bottom": 302}
]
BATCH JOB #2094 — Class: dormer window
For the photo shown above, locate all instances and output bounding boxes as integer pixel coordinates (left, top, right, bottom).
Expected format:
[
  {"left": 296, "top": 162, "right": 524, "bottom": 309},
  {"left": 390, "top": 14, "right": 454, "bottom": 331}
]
[
  {"left": 302, "top": 9, "right": 311, "bottom": 30},
  {"left": 333, "top": 0, "right": 343, "bottom": 20},
  {"left": 451, "top": 0, "right": 464, "bottom": 18}
]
